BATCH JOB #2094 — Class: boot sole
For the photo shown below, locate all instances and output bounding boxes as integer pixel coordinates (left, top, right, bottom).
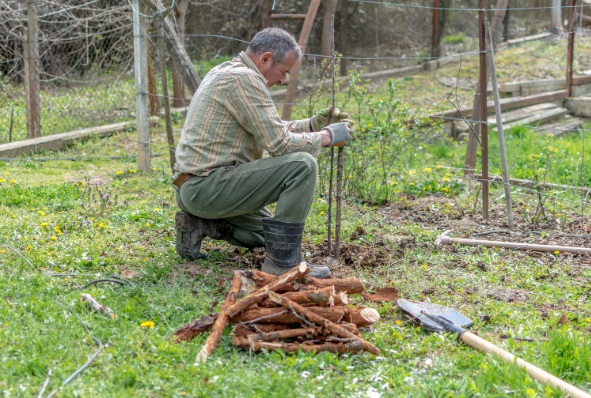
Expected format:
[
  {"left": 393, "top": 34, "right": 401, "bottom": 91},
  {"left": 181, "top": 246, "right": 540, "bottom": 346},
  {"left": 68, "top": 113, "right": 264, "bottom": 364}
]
[{"left": 175, "top": 211, "right": 207, "bottom": 260}]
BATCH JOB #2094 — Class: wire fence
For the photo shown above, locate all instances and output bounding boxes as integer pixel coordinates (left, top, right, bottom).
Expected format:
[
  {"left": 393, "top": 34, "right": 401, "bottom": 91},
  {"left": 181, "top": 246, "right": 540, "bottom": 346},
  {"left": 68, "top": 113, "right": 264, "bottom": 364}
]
[{"left": 4, "top": 0, "right": 591, "bottom": 216}]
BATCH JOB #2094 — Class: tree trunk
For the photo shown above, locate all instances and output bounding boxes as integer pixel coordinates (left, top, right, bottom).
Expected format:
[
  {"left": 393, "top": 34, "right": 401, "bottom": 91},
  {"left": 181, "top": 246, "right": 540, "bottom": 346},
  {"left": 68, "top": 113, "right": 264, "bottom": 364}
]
[
  {"left": 172, "top": 0, "right": 189, "bottom": 107},
  {"left": 320, "top": 0, "right": 338, "bottom": 63},
  {"left": 551, "top": 0, "right": 563, "bottom": 33}
]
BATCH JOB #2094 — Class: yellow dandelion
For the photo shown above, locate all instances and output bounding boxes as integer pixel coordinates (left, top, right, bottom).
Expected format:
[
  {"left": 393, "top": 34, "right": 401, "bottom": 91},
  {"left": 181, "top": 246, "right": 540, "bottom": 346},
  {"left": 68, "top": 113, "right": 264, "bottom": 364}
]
[
  {"left": 395, "top": 320, "right": 403, "bottom": 325},
  {"left": 409, "top": 183, "right": 415, "bottom": 186},
  {"left": 423, "top": 168, "right": 432, "bottom": 172},
  {"left": 50, "top": 236, "right": 57, "bottom": 241},
  {"left": 152, "top": 168, "right": 156, "bottom": 171},
  {"left": 141, "top": 200, "right": 146, "bottom": 204},
  {"left": 116, "top": 171, "right": 123, "bottom": 175},
  {"left": 154, "top": 208, "right": 162, "bottom": 212},
  {"left": 146, "top": 223, "right": 150, "bottom": 227},
  {"left": 4, "top": 172, "right": 9, "bottom": 175},
  {"left": 391, "top": 182, "right": 397, "bottom": 185},
  {"left": 38, "top": 211, "right": 45, "bottom": 216},
  {"left": 11, "top": 215, "right": 16, "bottom": 218},
  {"left": 319, "top": 211, "right": 324, "bottom": 216},
  {"left": 554, "top": 250, "right": 560, "bottom": 254},
  {"left": 129, "top": 169, "right": 136, "bottom": 173},
  {"left": 442, "top": 178, "right": 450, "bottom": 182},
  {"left": 9, "top": 180, "right": 16, "bottom": 184},
  {"left": 140, "top": 321, "right": 154, "bottom": 328}
]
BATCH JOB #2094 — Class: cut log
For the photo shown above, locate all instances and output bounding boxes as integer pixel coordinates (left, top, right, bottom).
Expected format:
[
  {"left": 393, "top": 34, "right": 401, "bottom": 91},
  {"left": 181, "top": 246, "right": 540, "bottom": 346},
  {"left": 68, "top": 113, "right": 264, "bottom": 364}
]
[
  {"left": 228, "top": 262, "right": 310, "bottom": 317},
  {"left": 230, "top": 306, "right": 347, "bottom": 324},
  {"left": 173, "top": 314, "right": 217, "bottom": 343},
  {"left": 80, "top": 293, "right": 115, "bottom": 319},
  {"left": 305, "top": 277, "right": 365, "bottom": 294},
  {"left": 268, "top": 292, "right": 381, "bottom": 355},
  {"left": 195, "top": 272, "right": 242, "bottom": 363},
  {"left": 259, "top": 286, "right": 335, "bottom": 307},
  {"left": 233, "top": 336, "right": 373, "bottom": 354},
  {"left": 334, "top": 291, "right": 349, "bottom": 306},
  {"left": 347, "top": 307, "right": 381, "bottom": 327},
  {"left": 246, "top": 270, "right": 364, "bottom": 294}
]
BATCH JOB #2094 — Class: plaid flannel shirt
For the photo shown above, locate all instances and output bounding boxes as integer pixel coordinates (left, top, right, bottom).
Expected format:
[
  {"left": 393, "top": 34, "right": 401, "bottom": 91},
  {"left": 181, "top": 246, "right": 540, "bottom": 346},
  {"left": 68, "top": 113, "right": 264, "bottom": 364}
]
[{"left": 173, "top": 52, "right": 324, "bottom": 180}]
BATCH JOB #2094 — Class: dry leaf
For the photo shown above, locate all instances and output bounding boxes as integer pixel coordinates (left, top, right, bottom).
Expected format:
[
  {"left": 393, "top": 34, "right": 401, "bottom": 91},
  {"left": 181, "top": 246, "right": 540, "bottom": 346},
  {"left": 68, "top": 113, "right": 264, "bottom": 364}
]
[
  {"left": 557, "top": 314, "right": 569, "bottom": 325},
  {"left": 361, "top": 287, "right": 399, "bottom": 302}
]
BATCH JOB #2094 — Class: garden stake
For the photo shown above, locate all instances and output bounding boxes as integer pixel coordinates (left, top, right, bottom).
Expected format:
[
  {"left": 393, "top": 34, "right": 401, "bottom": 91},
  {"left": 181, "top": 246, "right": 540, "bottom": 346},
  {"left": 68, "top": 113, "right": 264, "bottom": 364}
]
[
  {"left": 581, "top": 129, "right": 585, "bottom": 217},
  {"left": 155, "top": 12, "right": 176, "bottom": 172},
  {"left": 331, "top": 15, "right": 345, "bottom": 259},
  {"left": 326, "top": 15, "right": 336, "bottom": 257},
  {"left": 486, "top": 22, "right": 513, "bottom": 228},
  {"left": 478, "top": 0, "right": 489, "bottom": 222},
  {"left": 398, "top": 299, "right": 591, "bottom": 398}
]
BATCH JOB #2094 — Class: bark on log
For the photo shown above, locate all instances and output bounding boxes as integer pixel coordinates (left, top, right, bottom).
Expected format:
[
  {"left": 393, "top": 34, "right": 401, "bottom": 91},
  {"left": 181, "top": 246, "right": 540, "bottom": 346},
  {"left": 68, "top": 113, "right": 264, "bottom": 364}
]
[
  {"left": 259, "top": 286, "right": 335, "bottom": 307},
  {"left": 228, "top": 263, "right": 309, "bottom": 317},
  {"left": 230, "top": 306, "right": 347, "bottom": 324},
  {"left": 233, "top": 336, "right": 373, "bottom": 354},
  {"left": 247, "top": 270, "right": 364, "bottom": 294},
  {"left": 173, "top": 314, "right": 217, "bottom": 343},
  {"left": 247, "top": 270, "right": 314, "bottom": 292},
  {"left": 195, "top": 272, "right": 242, "bottom": 363},
  {"left": 80, "top": 293, "right": 115, "bottom": 319},
  {"left": 233, "top": 324, "right": 294, "bottom": 337},
  {"left": 268, "top": 292, "right": 381, "bottom": 355},
  {"left": 306, "top": 277, "right": 365, "bottom": 294}
]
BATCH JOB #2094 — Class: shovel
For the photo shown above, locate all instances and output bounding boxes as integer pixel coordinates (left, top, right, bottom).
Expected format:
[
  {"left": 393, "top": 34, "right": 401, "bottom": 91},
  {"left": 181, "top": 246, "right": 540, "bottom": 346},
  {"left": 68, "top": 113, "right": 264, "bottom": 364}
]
[{"left": 397, "top": 299, "right": 591, "bottom": 398}]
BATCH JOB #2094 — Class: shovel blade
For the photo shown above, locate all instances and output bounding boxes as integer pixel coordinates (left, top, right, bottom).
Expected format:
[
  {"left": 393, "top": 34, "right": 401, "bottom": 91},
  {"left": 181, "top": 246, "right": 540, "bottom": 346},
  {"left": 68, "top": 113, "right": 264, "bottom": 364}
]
[{"left": 397, "top": 299, "right": 474, "bottom": 332}]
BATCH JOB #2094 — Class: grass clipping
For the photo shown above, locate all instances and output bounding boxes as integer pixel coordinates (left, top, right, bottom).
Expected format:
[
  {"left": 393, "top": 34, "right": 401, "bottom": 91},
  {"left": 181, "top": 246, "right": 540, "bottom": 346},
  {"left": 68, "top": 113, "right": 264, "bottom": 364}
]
[{"left": 176, "top": 263, "right": 381, "bottom": 360}]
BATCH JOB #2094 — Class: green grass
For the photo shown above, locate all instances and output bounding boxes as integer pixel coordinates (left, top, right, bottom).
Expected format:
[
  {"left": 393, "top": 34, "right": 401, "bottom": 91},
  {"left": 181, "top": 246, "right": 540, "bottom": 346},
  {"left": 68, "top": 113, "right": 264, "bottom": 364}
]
[{"left": 1, "top": 124, "right": 591, "bottom": 397}]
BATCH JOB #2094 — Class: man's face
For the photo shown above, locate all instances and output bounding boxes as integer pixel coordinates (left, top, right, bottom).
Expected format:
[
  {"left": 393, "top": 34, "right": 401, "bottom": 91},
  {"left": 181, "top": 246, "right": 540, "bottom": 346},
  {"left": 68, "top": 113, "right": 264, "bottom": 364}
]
[{"left": 252, "top": 51, "right": 297, "bottom": 88}]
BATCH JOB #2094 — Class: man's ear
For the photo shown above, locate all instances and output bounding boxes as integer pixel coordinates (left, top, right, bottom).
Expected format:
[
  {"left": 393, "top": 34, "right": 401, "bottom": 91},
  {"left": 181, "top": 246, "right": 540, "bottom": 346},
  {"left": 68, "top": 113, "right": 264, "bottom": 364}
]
[{"left": 261, "top": 52, "right": 274, "bottom": 66}]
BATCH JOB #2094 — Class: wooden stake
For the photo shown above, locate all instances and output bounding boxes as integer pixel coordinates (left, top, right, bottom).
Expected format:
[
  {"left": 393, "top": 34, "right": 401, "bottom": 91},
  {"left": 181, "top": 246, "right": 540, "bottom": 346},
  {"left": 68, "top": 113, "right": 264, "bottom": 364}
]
[
  {"left": 24, "top": 0, "right": 40, "bottom": 139},
  {"left": 268, "top": 292, "right": 381, "bottom": 355},
  {"left": 463, "top": 0, "right": 510, "bottom": 175},
  {"left": 156, "top": 16, "right": 176, "bottom": 172},
  {"left": 195, "top": 272, "right": 242, "bottom": 363},
  {"left": 566, "top": 0, "right": 577, "bottom": 97},
  {"left": 328, "top": 147, "right": 334, "bottom": 255},
  {"left": 486, "top": 22, "right": 514, "bottom": 228},
  {"left": 227, "top": 262, "right": 310, "bottom": 318},
  {"left": 478, "top": 0, "right": 489, "bottom": 222}
]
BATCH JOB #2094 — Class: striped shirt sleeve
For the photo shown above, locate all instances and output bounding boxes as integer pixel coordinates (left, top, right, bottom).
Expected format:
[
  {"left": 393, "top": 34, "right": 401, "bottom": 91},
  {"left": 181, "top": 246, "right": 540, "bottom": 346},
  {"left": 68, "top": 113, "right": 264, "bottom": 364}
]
[{"left": 225, "top": 73, "right": 324, "bottom": 157}]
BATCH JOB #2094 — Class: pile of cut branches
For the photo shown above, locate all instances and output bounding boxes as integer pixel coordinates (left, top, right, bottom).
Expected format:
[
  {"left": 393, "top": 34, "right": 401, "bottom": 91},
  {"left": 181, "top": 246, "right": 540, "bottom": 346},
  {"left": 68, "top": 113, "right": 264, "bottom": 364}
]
[{"left": 174, "top": 263, "right": 382, "bottom": 361}]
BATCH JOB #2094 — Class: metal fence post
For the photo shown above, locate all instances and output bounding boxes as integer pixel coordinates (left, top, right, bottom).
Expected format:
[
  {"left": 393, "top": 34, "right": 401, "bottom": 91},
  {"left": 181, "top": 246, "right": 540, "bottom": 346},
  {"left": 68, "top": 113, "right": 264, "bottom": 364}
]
[
  {"left": 24, "top": 0, "right": 41, "bottom": 139},
  {"left": 133, "top": 0, "right": 151, "bottom": 171}
]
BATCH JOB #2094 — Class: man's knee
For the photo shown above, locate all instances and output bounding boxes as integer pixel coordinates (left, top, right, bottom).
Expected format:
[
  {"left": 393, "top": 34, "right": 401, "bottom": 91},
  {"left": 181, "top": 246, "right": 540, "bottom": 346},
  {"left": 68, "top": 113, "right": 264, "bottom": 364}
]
[{"left": 286, "top": 152, "right": 318, "bottom": 176}]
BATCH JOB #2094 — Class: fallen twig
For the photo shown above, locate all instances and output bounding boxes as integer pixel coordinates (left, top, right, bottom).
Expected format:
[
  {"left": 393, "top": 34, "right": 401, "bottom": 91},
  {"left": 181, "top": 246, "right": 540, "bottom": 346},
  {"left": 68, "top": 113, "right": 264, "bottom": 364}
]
[
  {"left": 80, "top": 293, "right": 115, "bottom": 319},
  {"left": 37, "top": 368, "right": 52, "bottom": 398}
]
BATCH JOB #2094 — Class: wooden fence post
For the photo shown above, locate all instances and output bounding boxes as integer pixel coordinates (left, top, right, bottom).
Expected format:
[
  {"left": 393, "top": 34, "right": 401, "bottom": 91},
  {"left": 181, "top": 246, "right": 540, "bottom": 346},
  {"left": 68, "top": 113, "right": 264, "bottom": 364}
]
[
  {"left": 566, "top": 0, "right": 576, "bottom": 97},
  {"left": 478, "top": 0, "right": 489, "bottom": 221},
  {"left": 261, "top": 0, "right": 270, "bottom": 29},
  {"left": 24, "top": 0, "right": 41, "bottom": 139},
  {"left": 133, "top": 0, "right": 151, "bottom": 171}
]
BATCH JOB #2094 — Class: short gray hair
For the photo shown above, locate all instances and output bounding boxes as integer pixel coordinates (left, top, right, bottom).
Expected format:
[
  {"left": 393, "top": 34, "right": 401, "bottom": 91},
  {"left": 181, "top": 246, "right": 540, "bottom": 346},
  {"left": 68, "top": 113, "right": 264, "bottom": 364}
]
[{"left": 247, "top": 28, "right": 302, "bottom": 65}]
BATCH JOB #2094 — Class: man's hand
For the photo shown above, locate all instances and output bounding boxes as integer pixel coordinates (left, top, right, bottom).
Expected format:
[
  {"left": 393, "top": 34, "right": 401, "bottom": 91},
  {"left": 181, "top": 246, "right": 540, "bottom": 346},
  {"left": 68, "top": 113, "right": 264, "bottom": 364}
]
[
  {"left": 311, "top": 107, "right": 355, "bottom": 131},
  {"left": 321, "top": 122, "right": 353, "bottom": 147}
]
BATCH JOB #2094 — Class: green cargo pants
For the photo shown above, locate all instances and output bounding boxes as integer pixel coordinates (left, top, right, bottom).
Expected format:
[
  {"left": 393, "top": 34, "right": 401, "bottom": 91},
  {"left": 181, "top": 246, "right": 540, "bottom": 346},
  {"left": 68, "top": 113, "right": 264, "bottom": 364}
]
[{"left": 175, "top": 152, "right": 318, "bottom": 248}]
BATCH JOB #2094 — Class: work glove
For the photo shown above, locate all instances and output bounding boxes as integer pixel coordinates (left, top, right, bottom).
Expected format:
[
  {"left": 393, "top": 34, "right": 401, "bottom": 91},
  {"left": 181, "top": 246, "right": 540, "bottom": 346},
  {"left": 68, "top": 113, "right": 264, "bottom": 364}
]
[
  {"left": 311, "top": 107, "right": 355, "bottom": 131},
  {"left": 322, "top": 122, "right": 354, "bottom": 147}
]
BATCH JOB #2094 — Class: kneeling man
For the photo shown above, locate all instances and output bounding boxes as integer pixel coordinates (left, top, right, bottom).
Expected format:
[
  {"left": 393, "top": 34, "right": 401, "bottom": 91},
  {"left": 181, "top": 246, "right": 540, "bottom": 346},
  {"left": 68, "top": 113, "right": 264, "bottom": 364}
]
[{"left": 173, "top": 28, "right": 353, "bottom": 279}]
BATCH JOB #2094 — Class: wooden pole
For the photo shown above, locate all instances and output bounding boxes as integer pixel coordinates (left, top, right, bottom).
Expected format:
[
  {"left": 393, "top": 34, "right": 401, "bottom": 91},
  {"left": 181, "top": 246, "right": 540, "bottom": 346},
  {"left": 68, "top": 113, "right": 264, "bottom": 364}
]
[
  {"left": 333, "top": 16, "right": 344, "bottom": 259},
  {"left": 156, "top": 16, "right": 176, "bottom": 172},
  {"left": 24, "top": 0, "right": 41, "bottom": 139},
  {"left": 478, "top": 0, "right": 489, "bottom": 221},
  {"left": 327, "top": 16, "right": 335, "bottom": 256},
  {"left": 147, "top": 36, "right": 158, "bottom": 116},
  {"left": 282, "top": 0, "right": 321, "bottom": 121},
  {"left": 486, "top": 22, "right": 514, "bottom": 228},
  {"left": 566, "top": 0, "right": 577, "bottom": 97},
  {"left": 463, "top": 0, "right": 510, "bottom": 175},
  {"left": 431, "top": 0, "right": 439, "bottom": 59},
  {"left": 133, "top": 0, "right": 151, "bottom": 171}
]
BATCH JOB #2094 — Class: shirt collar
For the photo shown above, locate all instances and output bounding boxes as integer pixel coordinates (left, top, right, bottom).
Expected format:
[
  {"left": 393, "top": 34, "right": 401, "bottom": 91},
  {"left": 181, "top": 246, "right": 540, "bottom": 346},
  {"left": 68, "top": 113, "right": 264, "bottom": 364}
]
[{"left": 237, "top": 51, "right": 268, "bottom": 86}]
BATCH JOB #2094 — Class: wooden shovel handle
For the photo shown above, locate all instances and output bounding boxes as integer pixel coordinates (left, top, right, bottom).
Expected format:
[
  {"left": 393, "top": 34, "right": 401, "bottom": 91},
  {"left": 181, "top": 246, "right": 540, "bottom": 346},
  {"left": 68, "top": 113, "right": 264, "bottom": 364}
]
[{"left": 461, "top": 332, "right": 591, "bottom": 398}]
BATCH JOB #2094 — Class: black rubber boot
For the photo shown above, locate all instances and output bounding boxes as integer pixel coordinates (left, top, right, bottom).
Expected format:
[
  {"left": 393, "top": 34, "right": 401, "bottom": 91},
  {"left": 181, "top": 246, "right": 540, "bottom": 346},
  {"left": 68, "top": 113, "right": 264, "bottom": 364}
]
[
  {"left": 175, "top": 210, "right": 235, "bottom": 260},
  {"left": 261, "top": 218, "right": 331, "bottom": 279}
]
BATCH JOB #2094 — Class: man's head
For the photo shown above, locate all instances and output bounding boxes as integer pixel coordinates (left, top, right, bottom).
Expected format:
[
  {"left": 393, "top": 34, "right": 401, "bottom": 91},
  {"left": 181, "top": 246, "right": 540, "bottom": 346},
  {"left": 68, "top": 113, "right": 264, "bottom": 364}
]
[{"left": 246, "top": 28, "right": 302, "bottom": 88}]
